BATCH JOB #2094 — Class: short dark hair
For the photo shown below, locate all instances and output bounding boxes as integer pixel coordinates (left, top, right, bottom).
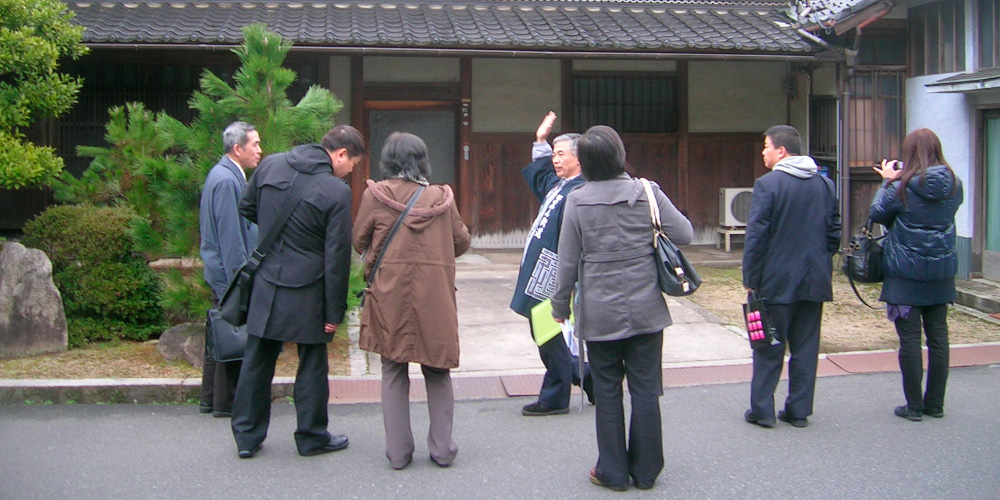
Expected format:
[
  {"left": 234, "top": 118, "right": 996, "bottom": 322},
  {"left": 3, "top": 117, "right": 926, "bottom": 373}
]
[
  {"left": 380, "top": 132, "right": 431, "bottom": 182},
  {"left": 764, "top": 125, "right": 802, "bottom": 155},
  {"left": 321, "top": 125, "right": 366, "bottom": 157},
  {"left": 222, "top": 121, "right": 256, "bottom": 154},
  {"left": 577, "top": 125, "right": 626, "bottom": 181}
]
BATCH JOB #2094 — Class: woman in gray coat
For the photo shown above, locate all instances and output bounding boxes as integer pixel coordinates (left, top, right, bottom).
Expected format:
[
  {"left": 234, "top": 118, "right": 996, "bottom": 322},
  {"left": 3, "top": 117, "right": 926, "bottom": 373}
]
[{"left": 551, "top": 125, "right": 693, "bottom": 491}]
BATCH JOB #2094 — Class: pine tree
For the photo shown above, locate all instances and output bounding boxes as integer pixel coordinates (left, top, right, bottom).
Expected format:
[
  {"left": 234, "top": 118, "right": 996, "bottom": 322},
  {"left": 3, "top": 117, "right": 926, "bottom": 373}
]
[{"left": 57, "top": 24, "right": 342, "bottom": 257}]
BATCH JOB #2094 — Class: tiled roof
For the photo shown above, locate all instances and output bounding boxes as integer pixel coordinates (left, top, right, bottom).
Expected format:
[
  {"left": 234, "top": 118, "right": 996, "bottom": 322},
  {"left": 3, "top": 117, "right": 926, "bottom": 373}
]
[
  {"left": 789, "top": 0, "right": 881, "bottom": 29},
  {"left": 66, "top": 1, "right": 816, "bottom": 55}
]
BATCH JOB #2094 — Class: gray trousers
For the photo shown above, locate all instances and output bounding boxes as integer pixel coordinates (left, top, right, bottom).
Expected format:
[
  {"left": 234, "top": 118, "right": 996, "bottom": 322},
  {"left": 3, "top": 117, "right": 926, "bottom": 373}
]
[{"left": 381, "top": 356, "right": 459, "bottom": 469}]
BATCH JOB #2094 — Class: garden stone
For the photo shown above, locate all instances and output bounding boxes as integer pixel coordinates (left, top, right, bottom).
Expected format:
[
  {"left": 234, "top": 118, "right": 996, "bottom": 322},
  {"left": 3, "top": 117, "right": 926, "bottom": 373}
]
[
  {"left": 156, "top": 322, "right": 205, "bottom": 368},
  {"left": 0, "top": 242, "right": 68, "bottom": 359}
]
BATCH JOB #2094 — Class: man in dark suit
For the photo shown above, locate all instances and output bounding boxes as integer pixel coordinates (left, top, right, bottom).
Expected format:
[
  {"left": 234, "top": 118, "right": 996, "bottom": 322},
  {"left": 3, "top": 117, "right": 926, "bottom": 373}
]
[
  {"left": 198, "top": 121, "right": 261, "bottom": 417},
  {"left": 230, "top": 125, "right": 365, "bottom": 458},
  {"left": 742, "top": 125, "right": 841, "bottom": 429},
  {"left": 511, "top": 111, "right": 592, "bottom": 416}
]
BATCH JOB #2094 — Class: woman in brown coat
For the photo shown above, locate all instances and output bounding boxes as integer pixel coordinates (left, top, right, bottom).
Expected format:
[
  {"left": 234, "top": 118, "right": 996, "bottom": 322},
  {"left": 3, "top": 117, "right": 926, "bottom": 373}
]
[{"left": 353, "top": 132, "right": 471, "bottom": 470}]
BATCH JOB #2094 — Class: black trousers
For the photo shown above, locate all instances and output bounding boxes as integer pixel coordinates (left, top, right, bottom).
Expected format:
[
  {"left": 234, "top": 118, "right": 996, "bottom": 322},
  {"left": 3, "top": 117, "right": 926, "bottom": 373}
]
[
  {"left": 750, "top": 301, "right": 823, "bottom": 420},
  {"left": 588, "top": 331, "right": 664, "bottom": 489},
  {"left": 200, "top": 316, "right": 241, "bottom": 414},
  {"left": 895, "top": 304, "right": 949, "bottom": 412},
  {"left": 231, "top": 335, "right": 332, "bottom": 455},
  {"left": 531, "top": 319, "right": 590, "bottom": 410}
]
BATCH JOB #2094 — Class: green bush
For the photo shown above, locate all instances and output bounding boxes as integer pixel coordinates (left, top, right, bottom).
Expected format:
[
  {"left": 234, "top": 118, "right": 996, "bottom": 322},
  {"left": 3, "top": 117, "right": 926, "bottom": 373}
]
[
  {"left": 20, "top": 204, "right": 140, "bottom": 268},
  {"left": 57, "top": 261, "right": 165, "bottom": 322},
  {"left": 21, "top": 204, "right": 166, "bottom": 346}
]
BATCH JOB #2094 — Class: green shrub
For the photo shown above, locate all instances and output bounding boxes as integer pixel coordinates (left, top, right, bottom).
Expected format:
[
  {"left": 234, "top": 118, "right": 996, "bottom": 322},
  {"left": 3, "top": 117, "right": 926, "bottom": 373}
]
[
  {"left": 21, "top": 204, "right": 167, "bottom": 346},
  {"left": 57, "top": 261, "right": 165, "bottom": 323},
  {"left": 20, "top": 204, "right": 140, "bottom": 268}
]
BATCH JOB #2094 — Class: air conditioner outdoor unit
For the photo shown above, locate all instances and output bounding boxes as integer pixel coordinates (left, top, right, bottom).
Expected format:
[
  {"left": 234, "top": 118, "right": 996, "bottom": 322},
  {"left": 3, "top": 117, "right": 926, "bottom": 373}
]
[{"left": 719, "top": 188, "right": 754, "bottom": 227}]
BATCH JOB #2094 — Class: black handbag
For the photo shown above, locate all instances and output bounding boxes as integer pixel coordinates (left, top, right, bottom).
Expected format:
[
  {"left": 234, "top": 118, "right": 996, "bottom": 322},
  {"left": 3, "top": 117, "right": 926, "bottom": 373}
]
[
  {"left": 640, "top": 178, "right": 701, "bottom": 296},
  {"left": 742, "top": 290, "right": 781, "bottom": 350},
  {"left": 842, "top": 218, "right": 886, "bottom": 309},
  {"left": 206, "top": 308, "right": 248, "bottom": 362},
  {"left": 356, "top": 185, "right": 425, "bottom": 307},
  {"left": 218, "top": 170, "right": 316, "bottom": 326}
]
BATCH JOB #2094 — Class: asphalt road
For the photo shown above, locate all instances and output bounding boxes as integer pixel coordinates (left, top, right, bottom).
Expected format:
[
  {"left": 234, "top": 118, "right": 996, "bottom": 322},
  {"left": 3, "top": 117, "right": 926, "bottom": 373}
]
[{"left": 3, "top": 366, "right": 999, "bottom": 499}]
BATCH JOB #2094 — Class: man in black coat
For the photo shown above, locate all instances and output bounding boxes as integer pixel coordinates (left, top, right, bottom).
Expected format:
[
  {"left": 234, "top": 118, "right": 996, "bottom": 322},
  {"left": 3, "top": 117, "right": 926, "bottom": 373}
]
[
  {"left": 230, "top": 125, "right": 365, "bottom": 458},
  {"left": 742, "top": 125, "right": 841, "bottom": 429}
]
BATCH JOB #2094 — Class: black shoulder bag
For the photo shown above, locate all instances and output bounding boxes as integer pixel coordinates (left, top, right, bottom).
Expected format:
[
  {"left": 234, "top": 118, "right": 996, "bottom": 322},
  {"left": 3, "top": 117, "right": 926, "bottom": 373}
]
[
  {"left": 357, "top": 185, "right": 426, "bottom": 306},
  {"left": 640, "top": 178, "right": 701, "bottom": 296},
  {"left": 842, "top": 218, "right": 886, "bottom": 309}
]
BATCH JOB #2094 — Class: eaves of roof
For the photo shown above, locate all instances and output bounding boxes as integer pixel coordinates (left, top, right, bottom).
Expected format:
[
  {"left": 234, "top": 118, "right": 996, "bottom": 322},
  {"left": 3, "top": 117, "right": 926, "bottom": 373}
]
[
  {"left": 927, "top": 67, "right": 1000, "bottom": 94},
  {"left": 65, "top": 1, "right": 819, "bottom": 58}
]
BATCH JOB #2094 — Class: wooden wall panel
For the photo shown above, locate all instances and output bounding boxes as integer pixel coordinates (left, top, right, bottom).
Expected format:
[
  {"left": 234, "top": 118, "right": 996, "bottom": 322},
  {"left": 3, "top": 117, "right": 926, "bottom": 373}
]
[
  {"left": 686, "top": 133, "right": 763, "bottom": 231},
  {"left": 467, "top": 132, "right": 765, "bottom": 238},
  {"left": 469, "top": 133, "right": 535, "bottom": 235},
  {"left": 621, "top": 134, "right": 679, "bottom": 204}
]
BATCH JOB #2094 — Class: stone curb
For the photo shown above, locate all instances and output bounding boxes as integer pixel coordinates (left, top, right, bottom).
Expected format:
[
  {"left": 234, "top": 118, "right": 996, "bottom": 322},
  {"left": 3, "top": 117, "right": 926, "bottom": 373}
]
[{"left": 3, "top": 343, "right": 999, "bottom": 405}]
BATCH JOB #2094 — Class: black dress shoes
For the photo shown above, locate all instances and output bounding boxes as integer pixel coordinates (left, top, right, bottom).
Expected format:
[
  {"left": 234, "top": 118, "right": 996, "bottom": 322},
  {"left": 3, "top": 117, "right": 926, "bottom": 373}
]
[
  {"left": 199, "top": 404, "right": 213, "bottom": 414},
  {"left": 894, "top": 405, "right": 922, "bottom": 421},
  {"left": 744, "top": 409, "right": 775, "bottom": 428},
  {"left": 299, "top": 434, "right": 349, "bottom": 457},
  {"left": 238, "top": 444, "right": 262, "bottom": 459},
  {"left": 777, "top": 410, "right": 808, "bottom": 428},
  {"left": 212, "top": 410, "right": 232, "bottom": 418},
  {"left": 521, "top": 402, "right": 570, "bottom": 416},
  {"left": 922, "top": 406, "right": 945, "bottom": 418}
]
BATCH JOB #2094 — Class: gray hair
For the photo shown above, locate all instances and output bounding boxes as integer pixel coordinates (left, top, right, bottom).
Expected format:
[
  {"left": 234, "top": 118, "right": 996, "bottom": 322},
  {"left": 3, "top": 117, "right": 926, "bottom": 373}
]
[
  {"left": 222, "top": 121, "right": 257, "bottom": 154},
  {"left": 553, "top": 133, "right": 582, "bottom": 157}
]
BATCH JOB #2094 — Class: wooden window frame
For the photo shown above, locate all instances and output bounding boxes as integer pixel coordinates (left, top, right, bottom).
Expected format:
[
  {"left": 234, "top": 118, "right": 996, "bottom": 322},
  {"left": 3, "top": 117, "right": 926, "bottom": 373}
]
[{"left": 909, "top": 0, "right": 967, "bottom": 76}]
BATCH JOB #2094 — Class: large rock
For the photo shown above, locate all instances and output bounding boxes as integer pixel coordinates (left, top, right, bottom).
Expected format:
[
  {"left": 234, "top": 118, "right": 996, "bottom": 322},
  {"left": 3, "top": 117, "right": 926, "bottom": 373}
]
[
  {"left": 0, "top": 242, "right": 67, "bottom": 359},
  {"left": 156, "top": 322, "right": 205, "bottom": 368}
]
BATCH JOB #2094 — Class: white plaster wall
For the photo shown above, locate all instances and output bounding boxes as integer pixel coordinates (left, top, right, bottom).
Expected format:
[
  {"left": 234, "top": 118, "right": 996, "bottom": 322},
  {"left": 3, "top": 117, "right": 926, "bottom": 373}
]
[
  {"left": 906, "top": 73, "right": 973, "bottom": 237},
  {"left": 472, "top": 59, "right": 561, "bottom": 133},
  {"left": 688, "top": 61, "right": 789, "bottom": 133},
  {"left": 812, "top": 64, "right": 838, "bottom": 96},
  {"left": 364, "top": 56, "right": 460, "bottom": 83},
  {"left": 328, "top": 56, "right": 352, "bottom": 126}
]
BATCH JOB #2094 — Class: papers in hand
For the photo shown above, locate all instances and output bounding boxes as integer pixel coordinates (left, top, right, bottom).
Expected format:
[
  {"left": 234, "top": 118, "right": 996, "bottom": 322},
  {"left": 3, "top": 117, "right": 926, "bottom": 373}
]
[{"left": 530, "top": 299, "right": 573, "bottom": 348}]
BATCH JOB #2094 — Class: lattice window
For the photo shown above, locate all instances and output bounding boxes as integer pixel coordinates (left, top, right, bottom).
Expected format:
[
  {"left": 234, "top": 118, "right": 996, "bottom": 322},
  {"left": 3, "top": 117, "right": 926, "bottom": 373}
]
[
  {"left": 573, "top": 75, "right": 678, "bottom": 133},
  {"left": 848, "top": 70, "right": 905, "bottom": 168}
]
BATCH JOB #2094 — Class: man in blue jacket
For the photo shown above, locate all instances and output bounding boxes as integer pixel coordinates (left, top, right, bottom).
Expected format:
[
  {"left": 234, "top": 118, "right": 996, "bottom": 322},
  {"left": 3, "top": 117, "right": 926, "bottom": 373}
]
[
  {"left": 742, "top": 125, "right": 841, "bottom": 429},
  {"left": 511, "top": 112, "right": 592, "bottom": 416},
  {"left": 198, "top": 121, "right": 261, "bottom": 417}
]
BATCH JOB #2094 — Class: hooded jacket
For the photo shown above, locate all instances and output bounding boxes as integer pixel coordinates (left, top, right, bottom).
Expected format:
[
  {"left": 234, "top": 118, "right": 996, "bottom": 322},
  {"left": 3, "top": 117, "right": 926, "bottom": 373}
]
[
  {"left": 353, "top": 179, "right": 471, "bottom": 369},
  {"left": 238, "top": 143, "right": 353, "bottom": 344},
  {"left": 742, "top": 155, "right": 841, "bottom": 304},
  {"left": 869, "top": 165, "right": 963, "bottom": 306}
]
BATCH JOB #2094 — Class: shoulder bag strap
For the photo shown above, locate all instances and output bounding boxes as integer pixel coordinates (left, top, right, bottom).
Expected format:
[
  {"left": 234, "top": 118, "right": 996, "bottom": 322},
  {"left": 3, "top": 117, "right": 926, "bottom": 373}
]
[
  {"left": 846, "top": 264, "right": 883, "bottom": 310},
  {"left": 639, "top": 178, "right": 664, "bottom": 245},
  {"left": 364, "top": 184, "right": 426, "bottom": 289}
]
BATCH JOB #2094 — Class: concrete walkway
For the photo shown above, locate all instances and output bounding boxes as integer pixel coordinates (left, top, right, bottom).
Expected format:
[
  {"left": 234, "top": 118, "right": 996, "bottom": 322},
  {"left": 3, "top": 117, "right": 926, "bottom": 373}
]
[{"left": 3, "top": 246, "right": 999, "bottom": 405}]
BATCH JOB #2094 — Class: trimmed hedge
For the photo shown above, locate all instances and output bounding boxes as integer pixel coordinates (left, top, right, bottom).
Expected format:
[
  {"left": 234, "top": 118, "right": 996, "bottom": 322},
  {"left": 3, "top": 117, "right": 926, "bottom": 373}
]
[
  {"left": 21, "top": 204, "right": 166, "bottom": 347},
  {"left": 21, "top": 205, "right": 137, "bottom": 269}
]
